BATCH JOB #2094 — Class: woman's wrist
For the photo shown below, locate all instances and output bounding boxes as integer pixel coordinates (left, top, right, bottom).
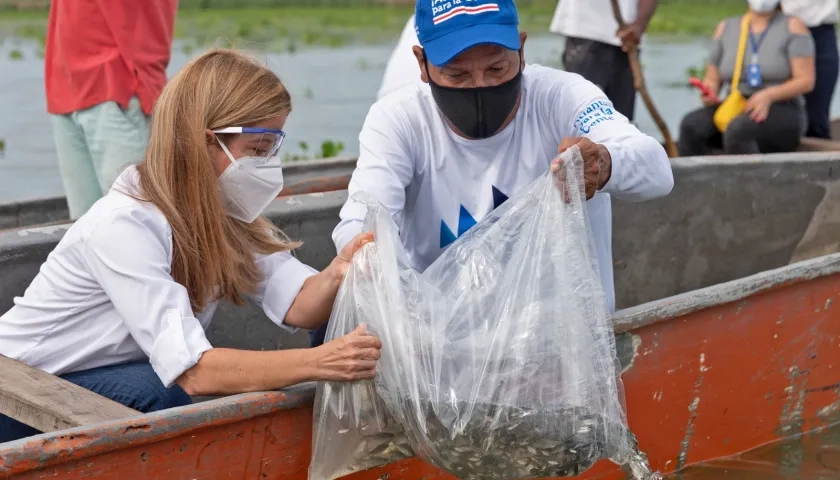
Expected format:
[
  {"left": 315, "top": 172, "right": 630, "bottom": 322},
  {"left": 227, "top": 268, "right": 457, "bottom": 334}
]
[
  {"left": 298, "top": 346, "right": 324, "bottom": 382},
  {"left": 325, "top": 258, "right": 346, "bottom": 288}
]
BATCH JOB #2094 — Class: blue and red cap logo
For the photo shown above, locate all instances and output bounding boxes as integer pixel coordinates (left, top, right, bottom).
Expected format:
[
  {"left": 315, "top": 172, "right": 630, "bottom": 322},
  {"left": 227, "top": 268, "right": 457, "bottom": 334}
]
[{"left": 415, "top": 0, "right": 521, "bottom": 67}]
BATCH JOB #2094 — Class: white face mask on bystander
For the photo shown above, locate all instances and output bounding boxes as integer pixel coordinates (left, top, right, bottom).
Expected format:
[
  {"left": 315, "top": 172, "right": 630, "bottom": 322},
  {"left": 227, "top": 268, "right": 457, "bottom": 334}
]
[{"left": 747, "top": 0, "right": 780, "bottom": 13}]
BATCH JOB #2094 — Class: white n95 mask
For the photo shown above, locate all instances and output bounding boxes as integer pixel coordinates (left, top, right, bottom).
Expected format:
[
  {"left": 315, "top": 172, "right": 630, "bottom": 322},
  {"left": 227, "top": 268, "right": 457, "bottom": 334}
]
[{"left": 216, "top": 137, "right": 285, "bottom": 223}]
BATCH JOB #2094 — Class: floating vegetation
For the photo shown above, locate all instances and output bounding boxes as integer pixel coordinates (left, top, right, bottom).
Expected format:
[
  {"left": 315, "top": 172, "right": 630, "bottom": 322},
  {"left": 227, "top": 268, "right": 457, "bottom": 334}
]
[
  {"left": 9, "top": 48, "right": 22, "bottom": 60},
  {"left": 0, "top": 2, "right": 747, "bottom": 56},
  {"left": 283, "top": 140, "right": 345, "bottom": 163},
  {"left": 686, "top": 61, "right": 707, "bottom": 81},
  {"left": 0, "top": 138, "right": 5, "bottom": 155},
  {"left": 318, "top": 140, "right": 344, "bottom": 158}
]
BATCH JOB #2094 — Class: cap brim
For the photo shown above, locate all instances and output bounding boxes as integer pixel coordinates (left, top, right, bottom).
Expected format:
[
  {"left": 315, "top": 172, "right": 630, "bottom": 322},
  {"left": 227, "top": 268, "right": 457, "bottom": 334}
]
[{"left": 424, "top": 23, "right": 520, "bottom": 67}]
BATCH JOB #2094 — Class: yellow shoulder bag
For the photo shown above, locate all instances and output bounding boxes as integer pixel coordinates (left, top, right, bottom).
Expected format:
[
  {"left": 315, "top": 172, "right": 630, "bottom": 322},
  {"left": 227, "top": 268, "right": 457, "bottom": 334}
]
[{"left": 713, "top": 13, "right": 751, "bottom": 132}]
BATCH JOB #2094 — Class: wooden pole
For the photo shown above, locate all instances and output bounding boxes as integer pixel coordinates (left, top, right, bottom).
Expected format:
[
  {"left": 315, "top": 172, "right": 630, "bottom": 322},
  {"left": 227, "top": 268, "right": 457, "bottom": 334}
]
[{"left": 609, "top": 0, "right": 679, "bottom": 158}]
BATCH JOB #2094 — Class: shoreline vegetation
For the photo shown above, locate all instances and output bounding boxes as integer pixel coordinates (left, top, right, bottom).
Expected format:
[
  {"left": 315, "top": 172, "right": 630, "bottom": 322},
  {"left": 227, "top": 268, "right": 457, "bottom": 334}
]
[{"left": 1, "top": 1, "right": 747, "bottom": 51}]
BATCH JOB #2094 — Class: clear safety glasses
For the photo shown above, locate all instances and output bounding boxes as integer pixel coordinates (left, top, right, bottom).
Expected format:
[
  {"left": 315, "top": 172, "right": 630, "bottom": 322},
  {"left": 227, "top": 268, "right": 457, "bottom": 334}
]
[{"left": 212, "top": 126, "right": 286, "bottom": 163}]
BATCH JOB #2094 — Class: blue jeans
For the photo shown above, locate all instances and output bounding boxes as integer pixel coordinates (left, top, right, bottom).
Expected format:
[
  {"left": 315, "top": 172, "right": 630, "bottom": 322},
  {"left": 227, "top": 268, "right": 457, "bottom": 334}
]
[
  {"left": 310, "top": 323, "right": 329, "bottom": 348},
  {"left": 804, "top": 24, "right": 839, "bottom": 139},
  {"left": 0, "top": 362, "right": 191, "bottom": 443}
]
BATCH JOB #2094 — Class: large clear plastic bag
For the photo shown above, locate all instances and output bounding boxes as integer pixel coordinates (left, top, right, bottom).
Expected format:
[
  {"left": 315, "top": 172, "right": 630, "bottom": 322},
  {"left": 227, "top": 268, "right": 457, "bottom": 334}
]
[{"left": 309, "top": 146, "right": 634, "bottom": 480}]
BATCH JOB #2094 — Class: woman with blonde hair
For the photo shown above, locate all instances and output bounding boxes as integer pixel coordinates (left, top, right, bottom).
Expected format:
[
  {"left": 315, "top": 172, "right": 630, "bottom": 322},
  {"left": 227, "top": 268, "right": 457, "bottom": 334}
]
[{"left": 0, "top": 49, "right": 380, "bottom": 442}]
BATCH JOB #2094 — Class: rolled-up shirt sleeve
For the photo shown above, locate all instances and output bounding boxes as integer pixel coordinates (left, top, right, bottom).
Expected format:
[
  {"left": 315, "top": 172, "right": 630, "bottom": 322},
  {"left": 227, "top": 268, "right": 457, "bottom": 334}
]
[
  {"left": 83, "top": 207, "right": 212, "bottom": 388},
  {"left": 558, "top": 77, "right": 674, "bottom": 202},
  {"left": 248, "top": 252, "right": 318, "bottom": 331}
]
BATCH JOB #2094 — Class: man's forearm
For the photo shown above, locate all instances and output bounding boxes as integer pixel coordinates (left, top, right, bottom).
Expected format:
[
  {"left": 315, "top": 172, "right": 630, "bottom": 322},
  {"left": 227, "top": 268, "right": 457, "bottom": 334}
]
[
  {"left": 599, "top": 134, "right": 673, "bottom": 202},
  {"left": 635, "top": 0, "right": 658, "bottom": 30}
]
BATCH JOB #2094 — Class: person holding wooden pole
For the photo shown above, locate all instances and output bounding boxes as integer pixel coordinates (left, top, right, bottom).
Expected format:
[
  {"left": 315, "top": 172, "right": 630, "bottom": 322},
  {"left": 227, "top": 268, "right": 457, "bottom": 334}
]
[{"left": 550, "top": 0, "right": 659, "bottom": 122}]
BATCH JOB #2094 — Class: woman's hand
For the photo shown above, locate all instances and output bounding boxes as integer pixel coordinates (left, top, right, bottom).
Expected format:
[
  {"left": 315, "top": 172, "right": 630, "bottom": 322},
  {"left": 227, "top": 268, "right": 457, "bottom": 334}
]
[
  {"left": 329, "top": 232, "right": 374, "bottom": 281},
  {"left": 312, "top": 325, "right": 382, "bottom": 381},
  {"left": 700, "top": 80, "right": 720, "bottom": 107},
  {"left": 745, "top": 90, "right": 773, "bottom": 123}
]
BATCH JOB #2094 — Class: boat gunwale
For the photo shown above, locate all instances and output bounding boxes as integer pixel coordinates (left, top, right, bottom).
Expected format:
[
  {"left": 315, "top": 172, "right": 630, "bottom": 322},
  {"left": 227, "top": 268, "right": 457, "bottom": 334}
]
[
  {"left": 613, "top": 251, "right": 840, "bottom": 333},
  {"left": 2, "top": 252, "right": 840, "bottom": 473},
  {"left": 0, "top": 385, "right": 317, "bottom": 474}
]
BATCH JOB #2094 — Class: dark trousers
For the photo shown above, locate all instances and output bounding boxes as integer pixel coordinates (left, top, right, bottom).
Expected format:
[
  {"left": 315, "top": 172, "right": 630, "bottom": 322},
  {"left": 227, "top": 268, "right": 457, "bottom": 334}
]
[
  {"left": 677, "top": 101, "right": 804, "bottom": 157},
  {"left": 804, "top": 24, "right": 839, "bottom": 139},
  {"left": 562, "top": 37, "right": 637, "bottom": 121},
  {"left": 0, "top": 362, "right": 192, "bottom": 443}
]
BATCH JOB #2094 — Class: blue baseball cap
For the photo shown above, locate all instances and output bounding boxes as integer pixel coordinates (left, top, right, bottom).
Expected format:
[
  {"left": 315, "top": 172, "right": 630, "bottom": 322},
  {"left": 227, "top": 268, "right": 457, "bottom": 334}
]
[{"left": 415, "top": 0, "right": 520, "bottom": 67}]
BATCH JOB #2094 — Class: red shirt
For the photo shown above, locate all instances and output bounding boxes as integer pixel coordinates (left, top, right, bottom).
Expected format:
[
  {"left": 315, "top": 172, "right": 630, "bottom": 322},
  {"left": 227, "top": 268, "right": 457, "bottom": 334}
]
[{"left": 44, "top": 0, "right": 178, "bottom": 116}]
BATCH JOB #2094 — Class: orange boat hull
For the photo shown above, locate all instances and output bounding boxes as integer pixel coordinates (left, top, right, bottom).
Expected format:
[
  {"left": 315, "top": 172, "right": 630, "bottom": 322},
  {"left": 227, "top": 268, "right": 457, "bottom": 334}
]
[{"left": 2, "top": 255, "right": 839, "bottom": 480}]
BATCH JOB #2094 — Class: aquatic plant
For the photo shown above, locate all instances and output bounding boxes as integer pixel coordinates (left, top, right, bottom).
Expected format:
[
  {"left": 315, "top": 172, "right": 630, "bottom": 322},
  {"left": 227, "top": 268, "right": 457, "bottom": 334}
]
[
  {"left": 283, "top": 139, "right": 345, "bottom": 163},
  {"left": 686, "top": 61, "right": 707, "bottom": 80},
  {"left": 318, "top": 140, "right": 344, "bottom": 159},
  {"left": 0, "top": 2, "right": 748, "bottom": 54}
]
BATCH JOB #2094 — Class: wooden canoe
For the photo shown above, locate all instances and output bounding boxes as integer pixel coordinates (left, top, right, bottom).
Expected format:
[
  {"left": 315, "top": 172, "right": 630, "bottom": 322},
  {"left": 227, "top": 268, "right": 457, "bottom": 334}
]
[{"left": 1, "top": 252, "right": 839, "bottom": 479}]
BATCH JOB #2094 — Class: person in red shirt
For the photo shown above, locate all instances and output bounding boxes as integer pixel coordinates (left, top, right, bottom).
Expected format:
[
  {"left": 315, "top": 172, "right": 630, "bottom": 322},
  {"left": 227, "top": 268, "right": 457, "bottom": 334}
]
[{"left": 44, "top": 0, "right": 179, "bottom": 220}]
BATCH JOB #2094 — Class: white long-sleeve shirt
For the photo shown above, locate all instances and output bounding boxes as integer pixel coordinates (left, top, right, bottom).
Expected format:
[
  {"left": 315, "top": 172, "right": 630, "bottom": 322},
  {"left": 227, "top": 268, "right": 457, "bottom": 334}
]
[
  {"left": 333, "top": 65, "right": 673, "bottom": 312},
  {"left": 0, "top": 167, "right": 316, "bottom": 387},
  {"left": 549, "top": 0, "right": 639, "bottom": 47}
]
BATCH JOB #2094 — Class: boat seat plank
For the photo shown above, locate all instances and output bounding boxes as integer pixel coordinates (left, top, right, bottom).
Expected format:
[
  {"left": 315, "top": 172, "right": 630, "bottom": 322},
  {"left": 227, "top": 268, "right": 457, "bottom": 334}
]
[
  {"left": 0, "top": 355, "right": 140, "bottom": 434},
  {"left": 797, "top": 137, "right": 840, "bottom": 152}
]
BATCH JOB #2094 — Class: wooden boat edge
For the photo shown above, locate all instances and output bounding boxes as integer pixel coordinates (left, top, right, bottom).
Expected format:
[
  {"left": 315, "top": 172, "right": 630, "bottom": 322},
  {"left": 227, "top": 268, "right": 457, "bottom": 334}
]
[
  {"left": 0, "top": 386, "right": 316, "bottom": 474},
  {"left": 613, "top": 251, "right": 840, "bottom": 332}
]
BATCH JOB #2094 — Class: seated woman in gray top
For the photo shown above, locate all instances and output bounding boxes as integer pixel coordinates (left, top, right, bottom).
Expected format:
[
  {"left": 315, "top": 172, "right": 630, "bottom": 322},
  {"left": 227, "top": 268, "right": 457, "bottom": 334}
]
[{"left": 678, "top": 0, "right": 815, "bottom": 156}]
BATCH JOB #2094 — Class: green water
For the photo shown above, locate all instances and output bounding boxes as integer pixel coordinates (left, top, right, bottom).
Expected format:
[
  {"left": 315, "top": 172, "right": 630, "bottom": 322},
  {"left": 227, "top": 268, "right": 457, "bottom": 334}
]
[{"left": 667, "top": 423, "right": 840, "bottom": 479}]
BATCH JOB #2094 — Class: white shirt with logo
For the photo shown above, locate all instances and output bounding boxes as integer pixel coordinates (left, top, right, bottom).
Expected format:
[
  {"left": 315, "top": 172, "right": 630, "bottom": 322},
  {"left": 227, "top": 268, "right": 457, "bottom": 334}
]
[
  {"left": 549, "top": 0, "right": 639, "bottom": 47},
  {"left": 332, "top": 64, "right": 674, "bottom": 312},
  {"left": 782, "top": 0, "right": 839, "bottom": 27},
  {"left": 0, "top": 167, "right": 316, "bottom": 387},
  {"left": 378, "top": 15, "right": 422, "bottom": 100}
]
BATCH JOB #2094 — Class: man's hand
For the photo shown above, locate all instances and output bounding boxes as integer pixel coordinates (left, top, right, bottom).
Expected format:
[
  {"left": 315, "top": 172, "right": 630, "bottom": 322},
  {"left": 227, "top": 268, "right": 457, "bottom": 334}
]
[
  {"left": 550, "top": 137, "right": 612, "bottom": 200},
  {"left": 616, "top": 22, "right": 643, "bottom": 52}
]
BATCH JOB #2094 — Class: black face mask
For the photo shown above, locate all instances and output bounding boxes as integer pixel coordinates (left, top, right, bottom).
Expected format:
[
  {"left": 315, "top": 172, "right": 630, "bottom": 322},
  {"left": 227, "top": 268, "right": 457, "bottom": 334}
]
[{"left": 425, "top": 55, "right": 523, "bottom": 140}]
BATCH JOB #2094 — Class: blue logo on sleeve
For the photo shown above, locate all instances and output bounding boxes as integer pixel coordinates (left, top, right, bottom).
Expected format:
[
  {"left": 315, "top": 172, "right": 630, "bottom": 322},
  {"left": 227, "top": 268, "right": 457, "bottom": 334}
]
[
  {"left": 440, "top": 186, "right": 508, "bottom": 248},
  {"left": 573, "top": 100, "right": 615, "bottom": 134}
]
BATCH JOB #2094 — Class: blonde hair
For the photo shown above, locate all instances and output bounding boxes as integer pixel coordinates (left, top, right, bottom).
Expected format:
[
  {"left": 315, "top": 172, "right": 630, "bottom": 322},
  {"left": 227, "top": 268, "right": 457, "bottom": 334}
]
[{"left": 136, "top": 48, "right": 301, "bottom": 312}]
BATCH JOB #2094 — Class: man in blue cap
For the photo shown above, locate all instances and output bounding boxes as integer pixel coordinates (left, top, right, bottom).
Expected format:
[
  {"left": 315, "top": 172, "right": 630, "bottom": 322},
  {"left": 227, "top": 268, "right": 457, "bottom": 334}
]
[{"left": 312, "top": 0, "right": 674, "bottom": 347}]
